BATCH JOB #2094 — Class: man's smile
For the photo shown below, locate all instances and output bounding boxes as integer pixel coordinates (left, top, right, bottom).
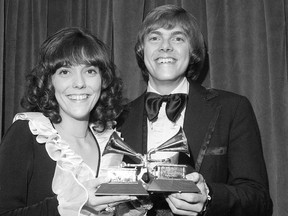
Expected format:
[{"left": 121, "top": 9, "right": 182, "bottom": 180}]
[{"left": 156, "top": 57, "right": 176, "bottom": 64}]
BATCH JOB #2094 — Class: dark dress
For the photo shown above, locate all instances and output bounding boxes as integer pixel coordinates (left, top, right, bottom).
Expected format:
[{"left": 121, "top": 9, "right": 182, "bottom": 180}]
[
  {"left": 0, "top": 112, "right": 121, "bottom": 216},
  {"left": 0, "top": 119, "right": 59, "bottom": 215}
]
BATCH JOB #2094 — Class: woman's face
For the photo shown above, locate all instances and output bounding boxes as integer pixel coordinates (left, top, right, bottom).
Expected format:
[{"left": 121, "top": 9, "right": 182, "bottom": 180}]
[{"left": 52, "top": 64, "right": 102, "bottom": 121}]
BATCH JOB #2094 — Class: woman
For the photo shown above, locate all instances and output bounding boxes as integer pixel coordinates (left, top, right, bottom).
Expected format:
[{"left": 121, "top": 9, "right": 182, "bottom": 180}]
[{"left": 0, "top": 27, "right": 137, "bottom": 216}]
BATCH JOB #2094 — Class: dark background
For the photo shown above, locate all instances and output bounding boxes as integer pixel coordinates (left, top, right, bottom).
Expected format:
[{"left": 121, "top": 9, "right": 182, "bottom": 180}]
[{"left": 0, "top": 1, "right": 287, "bottom": 215}]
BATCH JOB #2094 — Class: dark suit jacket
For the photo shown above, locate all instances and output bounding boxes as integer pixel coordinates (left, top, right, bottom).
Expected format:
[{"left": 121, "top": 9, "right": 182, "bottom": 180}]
[{"left": 117, "top": 81, "right": 273, "bottom": 216}]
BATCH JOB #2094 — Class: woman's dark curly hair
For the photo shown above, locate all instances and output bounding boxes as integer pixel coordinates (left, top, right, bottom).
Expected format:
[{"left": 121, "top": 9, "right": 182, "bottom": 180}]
[
  {"left": 135, "top": 4, "right": 206, "bottom": 82},
  {"left": 21, "top": 27, "right": 123, "bottom": 132}
]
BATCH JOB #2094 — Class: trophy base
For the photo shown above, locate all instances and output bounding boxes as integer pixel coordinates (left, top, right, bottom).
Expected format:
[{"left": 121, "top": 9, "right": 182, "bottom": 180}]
[
  {"left": 95, "top": 181, "right": 149, "bottom": 196},
  {"left": 147, "top": 179, "right": 200, "bottom": 193}
]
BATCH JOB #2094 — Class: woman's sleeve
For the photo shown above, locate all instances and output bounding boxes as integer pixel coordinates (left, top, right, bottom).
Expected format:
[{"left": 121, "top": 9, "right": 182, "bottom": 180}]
[{"left": 0, "top": 120, "right": 60, "bottom": 216}]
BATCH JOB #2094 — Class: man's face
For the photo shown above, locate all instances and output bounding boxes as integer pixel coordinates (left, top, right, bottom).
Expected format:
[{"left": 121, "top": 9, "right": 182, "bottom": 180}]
[{"left": 143, "top": 25, "right": 190, "bottom": 91}]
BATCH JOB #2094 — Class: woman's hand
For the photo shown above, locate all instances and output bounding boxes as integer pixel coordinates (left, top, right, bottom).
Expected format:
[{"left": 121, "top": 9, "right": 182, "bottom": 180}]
[
  {"left": 165, "top": 172, "right": 209, "bottom": 216},
  {"left": 115, "top": 196, "right": 153, "bottom": 216},
  {"left": 83, "top": 177, "right": 137, "bottom": 213}
]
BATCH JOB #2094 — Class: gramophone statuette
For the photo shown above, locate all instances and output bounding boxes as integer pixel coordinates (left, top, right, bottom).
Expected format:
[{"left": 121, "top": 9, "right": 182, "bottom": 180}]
[{"left": 95, "top": 127, "right": 200, "bottom": 195}]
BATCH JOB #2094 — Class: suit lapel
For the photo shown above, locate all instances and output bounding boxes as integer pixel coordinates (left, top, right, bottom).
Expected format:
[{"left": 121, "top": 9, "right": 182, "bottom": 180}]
[
  {"left": 184, "top": 82, "right": 221, "bottom": 167},
  {"left": 121, "top": 93, "right": 147, "bottom": 155}
]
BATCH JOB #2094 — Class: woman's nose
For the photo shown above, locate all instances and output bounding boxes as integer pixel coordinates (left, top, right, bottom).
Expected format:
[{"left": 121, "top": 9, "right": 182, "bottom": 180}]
[{"left": 72, "top": 73, "right": 86, "bottom": 88}]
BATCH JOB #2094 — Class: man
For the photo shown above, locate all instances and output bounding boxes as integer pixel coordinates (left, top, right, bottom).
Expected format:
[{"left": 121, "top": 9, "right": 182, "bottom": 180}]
[{"left": 117, "top": 4, "right": 273, "bottom": 216}]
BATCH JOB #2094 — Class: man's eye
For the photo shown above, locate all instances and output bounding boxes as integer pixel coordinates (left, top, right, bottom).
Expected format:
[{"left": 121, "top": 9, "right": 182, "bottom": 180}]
[
  {"left": 87, "top": 69, "right": 97, "bottom": 75},
  {"left": 86, "top": 67, "right": 99, "bottom": 76},
  {"left": 173, "top": 36, "right": 185, "bottom": 42},
  {"left": 148, "top": 36, "right": 160, "bottom": 41}
]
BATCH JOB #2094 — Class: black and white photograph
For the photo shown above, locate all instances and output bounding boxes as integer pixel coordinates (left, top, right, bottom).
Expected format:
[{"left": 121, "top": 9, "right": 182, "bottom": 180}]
[{"left": 0, "top": 1, "right": 287, "bottom": 216}]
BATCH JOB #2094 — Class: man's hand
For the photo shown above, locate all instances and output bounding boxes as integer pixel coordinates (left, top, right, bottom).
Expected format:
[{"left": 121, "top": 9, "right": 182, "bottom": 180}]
[{"left": 165, "top": 172, "right": 209, "bottom": 215}]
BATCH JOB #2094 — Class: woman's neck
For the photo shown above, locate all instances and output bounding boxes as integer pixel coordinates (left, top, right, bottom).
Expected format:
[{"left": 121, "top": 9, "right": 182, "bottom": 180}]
[
  {"left": 55, "top": 116, "right": 90, "bottom": 139},
  {"left": 53, "top": 116, "right": 99, "bottom": 173}
]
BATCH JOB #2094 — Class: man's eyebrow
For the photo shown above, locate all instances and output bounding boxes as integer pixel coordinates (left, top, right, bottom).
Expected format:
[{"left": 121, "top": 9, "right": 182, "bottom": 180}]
[
  {"left": 171, "top": 31, "right": 187, "bottom": 37},
  {"left": 147, "top": 30, "right": 161, "bottom": 35},
  {"left": 148, "top": 30, "right": 187, "bottom": 37}
]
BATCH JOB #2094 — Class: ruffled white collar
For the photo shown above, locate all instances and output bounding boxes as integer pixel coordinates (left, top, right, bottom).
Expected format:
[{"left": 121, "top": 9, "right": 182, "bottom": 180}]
[{"left": 13, "top": 112, "right": 122, "bottom": 216}]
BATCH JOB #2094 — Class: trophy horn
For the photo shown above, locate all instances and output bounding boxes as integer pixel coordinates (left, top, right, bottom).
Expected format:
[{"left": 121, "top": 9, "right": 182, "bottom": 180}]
[
  {"left": 103, "top": 132, "right": 143, "bottom": 161},
  {"left": 147, "top": 127, "right": 189, "bottom": 158}
]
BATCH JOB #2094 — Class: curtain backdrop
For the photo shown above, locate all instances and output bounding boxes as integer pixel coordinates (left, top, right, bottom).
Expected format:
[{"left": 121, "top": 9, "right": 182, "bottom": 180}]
[{"left": 0, "top": 0, "right": 287, "bottom": 215}]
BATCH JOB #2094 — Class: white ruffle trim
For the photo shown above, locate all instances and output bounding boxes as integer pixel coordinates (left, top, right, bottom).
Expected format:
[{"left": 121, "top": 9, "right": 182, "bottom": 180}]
[{"left": 13, "top": 112, "right": 123, "bottom": 216}]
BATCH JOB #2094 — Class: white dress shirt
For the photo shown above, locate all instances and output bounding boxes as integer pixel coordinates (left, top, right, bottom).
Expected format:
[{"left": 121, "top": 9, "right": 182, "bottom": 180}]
[{"left": 146, "top": 77, "right": 189, "bottom": 163}]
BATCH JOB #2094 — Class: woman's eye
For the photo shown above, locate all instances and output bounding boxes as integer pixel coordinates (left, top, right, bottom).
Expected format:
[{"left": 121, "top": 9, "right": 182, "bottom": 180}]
[{"left": 57, "top": 69, "right": 70, "bottom": 76}]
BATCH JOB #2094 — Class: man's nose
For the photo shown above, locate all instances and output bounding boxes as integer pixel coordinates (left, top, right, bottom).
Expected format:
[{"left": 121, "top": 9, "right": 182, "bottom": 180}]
[
  {"left": 159, "top": 39, "right": 173, "bottom": 52},
  {"left": 72, "top": 73, "right": 86, "bottom": 88}
]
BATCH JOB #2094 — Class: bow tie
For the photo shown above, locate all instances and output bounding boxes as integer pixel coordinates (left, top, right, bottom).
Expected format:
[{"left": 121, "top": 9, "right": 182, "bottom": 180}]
[{"left": 145, "top": 92, "right": 188, "bottom": 122}]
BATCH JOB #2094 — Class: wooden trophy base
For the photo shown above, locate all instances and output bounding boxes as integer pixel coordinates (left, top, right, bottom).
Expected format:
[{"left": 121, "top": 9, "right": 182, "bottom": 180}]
[
  {"left": 147, "top": 179, "right": 200, "bottom": 193},
  {"left": 95, "top": 181, "right": 149, "bottom": 196}
]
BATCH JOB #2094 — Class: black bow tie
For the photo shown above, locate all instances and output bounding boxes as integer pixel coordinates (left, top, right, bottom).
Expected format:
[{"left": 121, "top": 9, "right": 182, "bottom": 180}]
[{"left": 145, "top": 92, "right": 188, "bottom": 122}]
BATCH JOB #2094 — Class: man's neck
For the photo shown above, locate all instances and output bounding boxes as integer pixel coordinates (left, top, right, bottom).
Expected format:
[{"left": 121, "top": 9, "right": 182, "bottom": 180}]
[{"left": 147, "top": 77, "right": 188, "bottom": 95}]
